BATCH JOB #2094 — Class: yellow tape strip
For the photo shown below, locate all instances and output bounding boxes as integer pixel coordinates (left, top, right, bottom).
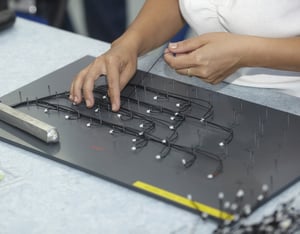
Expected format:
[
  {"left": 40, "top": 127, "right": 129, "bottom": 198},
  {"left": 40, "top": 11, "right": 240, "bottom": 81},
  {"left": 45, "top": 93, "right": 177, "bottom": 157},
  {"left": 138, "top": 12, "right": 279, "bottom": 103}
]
[{"left": 133, "top": 180, "right": 234, "bottom": 221}]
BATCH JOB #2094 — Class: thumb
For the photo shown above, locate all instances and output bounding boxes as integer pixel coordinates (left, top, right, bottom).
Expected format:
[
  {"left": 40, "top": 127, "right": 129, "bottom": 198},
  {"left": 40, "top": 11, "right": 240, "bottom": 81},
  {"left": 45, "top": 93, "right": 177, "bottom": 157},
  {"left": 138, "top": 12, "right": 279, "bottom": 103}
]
[{"left": 168, "top": 37, "right": 206, "bottom": 54}]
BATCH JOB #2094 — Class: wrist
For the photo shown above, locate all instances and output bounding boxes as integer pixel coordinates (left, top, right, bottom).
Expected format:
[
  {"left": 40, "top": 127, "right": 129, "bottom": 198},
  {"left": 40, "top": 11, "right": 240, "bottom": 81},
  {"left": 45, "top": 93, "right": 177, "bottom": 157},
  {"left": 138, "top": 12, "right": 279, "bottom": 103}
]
[
  {"left": 236, "top": 35, "right": 258, "bottom": 68},
  {"left": 111, "top": 29, "right": 148, "bottom": 57},
  {"left": 239, "top": 36, "right": 276, "bottom": 68}
]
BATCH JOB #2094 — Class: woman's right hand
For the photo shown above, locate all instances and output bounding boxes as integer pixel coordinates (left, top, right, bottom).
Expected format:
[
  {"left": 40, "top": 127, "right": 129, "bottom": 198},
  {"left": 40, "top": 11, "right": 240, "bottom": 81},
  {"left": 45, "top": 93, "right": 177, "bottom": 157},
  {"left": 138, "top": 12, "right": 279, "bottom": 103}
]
[
  {"left": 69, "top": 43, "right": 138, "bottom": 112},
  {"left": 69, "top": 0, "right": 185, "bottom": 112}
]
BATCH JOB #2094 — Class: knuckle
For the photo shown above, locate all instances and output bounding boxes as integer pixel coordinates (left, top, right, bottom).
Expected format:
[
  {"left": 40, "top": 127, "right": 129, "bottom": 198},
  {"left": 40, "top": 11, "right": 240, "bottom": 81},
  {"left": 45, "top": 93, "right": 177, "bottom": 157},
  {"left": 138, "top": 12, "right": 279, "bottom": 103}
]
[
  {"left": 94, "top": 55, "right": 104, "bottom": 64},
  {"left": 77, "top": 70, "right": 86, "bottom": 78},
  {"left": 195, "top": 54, "right": 203, "bottom": 64},
  {"left": 168, "top": 60, "right": 177, "bottom": 69},
  {"left": 83, "top": 83, "right": 93, "bottom": 92},
  {"left": 204, "top": 78, "right": 214, "bottom": 84},
  {"left": 104, "top": 54, "right": 118, "bottom": 65},
  {"left": 195, "top": 54, "right": 210, "bottom": 67},
  {"left": 73, "top": 72, "right": 86, "bottom": 84},
  {"left": 199, "top": 68, "right": 210, "bottom": 78}
]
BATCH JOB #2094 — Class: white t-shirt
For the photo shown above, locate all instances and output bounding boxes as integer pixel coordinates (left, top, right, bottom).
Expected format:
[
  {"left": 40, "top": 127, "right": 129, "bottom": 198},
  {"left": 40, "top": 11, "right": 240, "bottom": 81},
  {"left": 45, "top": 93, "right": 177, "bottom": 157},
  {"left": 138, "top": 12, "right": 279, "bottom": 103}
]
[{"left": 179, "top": 0, "right": 300, "bottom": 97}]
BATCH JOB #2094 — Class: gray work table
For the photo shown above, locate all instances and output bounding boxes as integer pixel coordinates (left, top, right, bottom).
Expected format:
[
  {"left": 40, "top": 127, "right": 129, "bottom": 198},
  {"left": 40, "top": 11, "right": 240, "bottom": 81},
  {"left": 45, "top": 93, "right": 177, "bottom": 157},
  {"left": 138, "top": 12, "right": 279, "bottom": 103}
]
[{"left": 0, "top": 18, "right": 299, "bottom": 234}]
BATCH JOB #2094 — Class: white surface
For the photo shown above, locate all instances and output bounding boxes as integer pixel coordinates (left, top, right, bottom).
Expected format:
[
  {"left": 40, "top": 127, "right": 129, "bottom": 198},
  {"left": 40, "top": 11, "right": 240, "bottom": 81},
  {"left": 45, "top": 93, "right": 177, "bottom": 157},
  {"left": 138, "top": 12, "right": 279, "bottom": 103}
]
[{"left": 0, "top": 18, "right": 299, "bottom": 234}]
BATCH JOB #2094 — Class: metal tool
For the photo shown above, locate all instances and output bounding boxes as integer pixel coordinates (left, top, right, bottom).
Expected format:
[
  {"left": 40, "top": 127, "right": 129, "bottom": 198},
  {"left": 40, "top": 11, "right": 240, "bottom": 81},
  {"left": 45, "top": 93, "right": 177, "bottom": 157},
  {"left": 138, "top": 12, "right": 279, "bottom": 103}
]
[{"left": 0, "top": 102, "right": 59, "bottom": 143}]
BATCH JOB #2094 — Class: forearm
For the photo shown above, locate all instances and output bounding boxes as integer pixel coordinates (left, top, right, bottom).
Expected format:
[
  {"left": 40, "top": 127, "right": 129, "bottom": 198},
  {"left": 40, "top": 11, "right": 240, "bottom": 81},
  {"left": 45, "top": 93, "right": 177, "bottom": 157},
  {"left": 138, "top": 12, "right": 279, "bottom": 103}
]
[
  {"left": 242, "top": 36, "right": 300, "bottom": 72},
  {"left": 112, "top": 0, "right": 185, "bottom": 56}
]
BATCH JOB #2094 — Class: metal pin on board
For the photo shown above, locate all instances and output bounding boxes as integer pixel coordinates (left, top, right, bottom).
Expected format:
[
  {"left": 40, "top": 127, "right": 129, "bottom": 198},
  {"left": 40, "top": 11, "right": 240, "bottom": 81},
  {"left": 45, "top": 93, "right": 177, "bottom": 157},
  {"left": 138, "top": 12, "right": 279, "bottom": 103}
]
[
  {"left": 236, "top": 189, "right": 245, "bottom": 200},
  {"left": 18, "top": 91, "right": 22, "bottom": 102},
  {"left": 260, "top": 120, "right": 264, "bottom": 136},
  {"left": 218, "top": 192, "right": 224, "bottom": 219},
  {"left": 185, "top": 87, "right": 189, "bottom": 97},
  {"left": 254, "top": 132, "right": 257, "bottom": 148},
  {"left": 137, "top": 98, "right": 140, "bottom": 111},
  {"left": 127, "top": 99, "right": 131, "bottom": 110},
  {"left": 243, "top": 204, "right": 252, "bottom": 217},
  {"left": 134, "top": 85, "right": 137, "bottom": 98},
  {"left": 233, "top": 109, "right": 240, "bottom": 125},
  {"left": 236, "top": 189, "right": 245, "bottom": 213},
  {"left": 249, "top": 150, "right": 254, "bottom": 164},
  {"left": 270, "top": 175, "right": 274, "bottom": 190},
  {"left": 274, "top": 158, "right": 279, "bottom": 172},
  {"left": 262, "top": 184, "right": 269, "bottom": 196},
  {"left": 254, "top": 132, "right": 260, "bottom": 149},
  {"left": 208, "top": 93, "right": 213, "bottom": 103},
  {"left": 258, "top": 116, "right": 264, "bottom": 136},
  {"left": 0, "top": 102, "right": 59, "bottom": 143},
  {"left": 257, "top": 194, "right": 264, "bottom": 202},
  {"left": 143, "top": 85, "right": 147, "bottom": 98},
  {"left": 224, "top": 201, "right": 230, "bottom": 210},
  {"left": 148, "top": 73, "right": 152, "bottom": 85},
  {"left": 265, "top": 107, "right": 269, "bottom": 120},
  {"left": 240, "top": 101, "right": 243, "bottom": 112},
  {"left": 98, "top": 110, "right": 102, "bottom": 125}
]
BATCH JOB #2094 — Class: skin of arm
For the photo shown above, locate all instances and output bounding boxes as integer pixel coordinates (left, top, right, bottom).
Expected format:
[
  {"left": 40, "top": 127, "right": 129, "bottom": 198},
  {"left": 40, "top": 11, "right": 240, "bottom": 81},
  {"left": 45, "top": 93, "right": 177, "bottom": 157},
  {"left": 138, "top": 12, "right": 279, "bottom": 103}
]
[
  {"left": 70, "top": 0, "right": 185, "bottom": 111},
  {"left": 164, "top": 32, "right": 300, "bottom": 84}
]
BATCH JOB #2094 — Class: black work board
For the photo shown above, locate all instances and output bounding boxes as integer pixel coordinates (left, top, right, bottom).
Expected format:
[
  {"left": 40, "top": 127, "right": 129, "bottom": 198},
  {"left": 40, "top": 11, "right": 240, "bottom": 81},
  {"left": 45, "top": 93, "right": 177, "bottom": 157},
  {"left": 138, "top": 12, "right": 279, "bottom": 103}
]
[{"left": 0, "top": 56, "right": 299, "bottom": 221}]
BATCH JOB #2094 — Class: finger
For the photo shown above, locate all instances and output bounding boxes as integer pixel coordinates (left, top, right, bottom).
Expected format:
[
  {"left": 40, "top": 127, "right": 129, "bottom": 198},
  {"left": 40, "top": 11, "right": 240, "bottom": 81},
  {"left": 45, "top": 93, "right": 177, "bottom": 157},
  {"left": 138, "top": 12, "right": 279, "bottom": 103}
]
[
  {"left": 82, "top": 76, "right": 96, "bottom": 108},
  {"left": 69, "top": 81, "right": 74, "bottom": 101},
  {"left": 70, "top": 65, "right": 90, "bottom": 104},
  {"left": 106, "top": 65, "right": 121, "bottom": 112},
  {"left": 164, "top": 48, "right": 170, "bottom": 54},
  {"left": 118, "top": 58, "right": 137, "bottom": 91},
  {"left": 167, "top": 36, "right": 207, "bottom": 54},
  {"left": 176, "top": 67, "right": 193, "bottom": 77},
  {"left": 81, "top": 61, "right": 107, "bottom": 108},
  {"left": 163, "top": 48, "right": 174, "bottom": 56},
  {"left": 164, "top": 51, "right": 196, "bottom": 70},
  {"left": 119, "top": 67, "right": 136, "bottom": 91}
]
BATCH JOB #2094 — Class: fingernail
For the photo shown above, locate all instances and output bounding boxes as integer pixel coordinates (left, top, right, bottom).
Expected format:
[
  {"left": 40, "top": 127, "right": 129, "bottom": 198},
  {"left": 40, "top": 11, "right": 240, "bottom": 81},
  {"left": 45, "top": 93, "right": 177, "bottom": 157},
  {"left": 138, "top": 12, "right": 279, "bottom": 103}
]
[
  {"left": 74, "top": 96, "right": 78, "bottom": 103},
  {"left": 169, "top": 42, "right": 178, "bottom": 49},
  {"left": 86, "top": 99, "right": 91, "bottom": 107},
  {"left": 112, "top": 103, "right": 118, "bottom": 112},
  {"left": 69, "top": 94, "right": 73, "bottom": 100}
]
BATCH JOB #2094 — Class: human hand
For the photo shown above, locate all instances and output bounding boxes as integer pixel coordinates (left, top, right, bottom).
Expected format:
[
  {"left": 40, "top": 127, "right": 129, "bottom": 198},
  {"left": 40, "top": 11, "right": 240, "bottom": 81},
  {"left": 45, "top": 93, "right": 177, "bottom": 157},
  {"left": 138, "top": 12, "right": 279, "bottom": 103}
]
[
  {"left": 69, "top": 44, "right": 138, "bottom": 111},
  {"left": 164, "top": 32, "right": 249, "bottom": 84}
]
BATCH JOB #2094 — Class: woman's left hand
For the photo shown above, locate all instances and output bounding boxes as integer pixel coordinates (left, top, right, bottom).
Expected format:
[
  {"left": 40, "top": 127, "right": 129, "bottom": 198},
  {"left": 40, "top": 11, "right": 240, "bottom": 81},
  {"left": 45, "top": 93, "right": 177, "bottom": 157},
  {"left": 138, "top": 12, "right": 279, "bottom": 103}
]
[{"left": 164, "top": 32, "right": 249, "bottom": 84}]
